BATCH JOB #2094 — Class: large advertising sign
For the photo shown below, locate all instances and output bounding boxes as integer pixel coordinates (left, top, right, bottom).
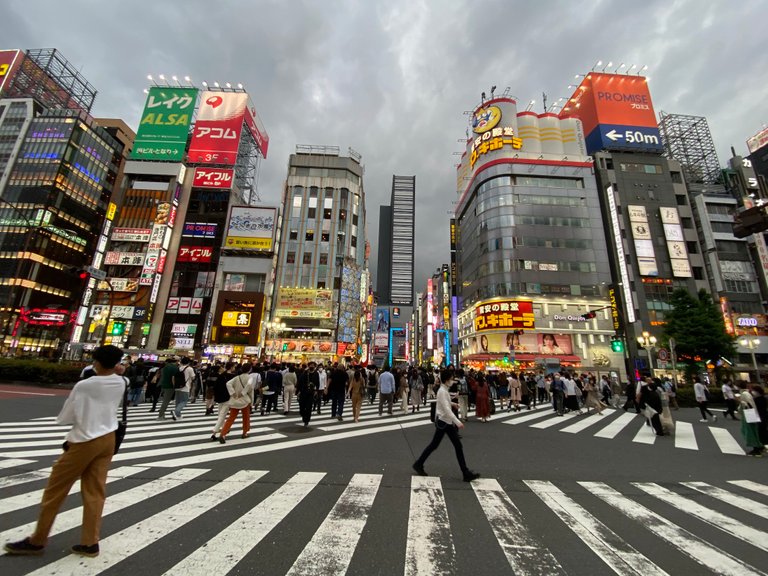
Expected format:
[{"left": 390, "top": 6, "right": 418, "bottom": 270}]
[
  {"left": 224, "top": 206, "right": 276, "bottom": 250},
  {"left": 747, "top": 126, "right": 768, "bottom": 154},
  {"left": 188, "top": 92, "right": 248, "bottom": 165},
  {"left": 192, "top": 167, "right": 234, "bottom": 189},
  {"left": 375, "top": 307, "right": 390, "bottom": 332},
  {"left": 473, "top": 300, "right": 535, "bottom": 332},
  {"left": 182, "top": 222, "right": 217, "bottom": 238},
  {"left": 560, "top": 73, "right": 662, "bottom": 154},
  {"left": 467, "top": 332, "right": 574, "bottom": 357},
  {"left": 111, "top": 228, "right": 151, "bottom": 242},
  {"left": 177, "top": 246, "right": 214, "bottom": 263},
  {"left": 132, "top": 87, "right": 198, "bottom": 161},
  {"left": 244, "top": 102, "right": 270, "bottom": 158},
  {"left": 275, "top": 288, "right": 333, "bottom": 319},
  {"left": 0, "top": 49, "right": 22, "bottom": 93}
]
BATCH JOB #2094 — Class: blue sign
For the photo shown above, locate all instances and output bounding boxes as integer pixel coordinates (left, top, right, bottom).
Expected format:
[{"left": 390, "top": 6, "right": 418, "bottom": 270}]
[{"left": 585, "top": 124, "right": 663, "bottom": 155}]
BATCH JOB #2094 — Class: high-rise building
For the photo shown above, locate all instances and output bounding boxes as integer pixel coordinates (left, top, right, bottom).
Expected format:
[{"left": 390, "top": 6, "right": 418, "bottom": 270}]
[
  {"left": 272, "top": 146, "right": 368, "bottom": 363},
  {"left": 453, "top": 93, "right": 615, "bottom": 374},
  {"left": 0, "top": 49, "right": 124, "bottom": 357},
  {"left": 379, "top": 175, "right": 415, "bottom": 306},
  {"left": 560, "top": 72, "right": 709, "bottom": 377},
  {"left": 375, "top": 204, "right": 392, "bottom": 305}
]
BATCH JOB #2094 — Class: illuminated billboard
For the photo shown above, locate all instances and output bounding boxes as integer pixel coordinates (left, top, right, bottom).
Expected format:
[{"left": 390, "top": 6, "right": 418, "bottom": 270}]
[
  {"left": 192, "top": 167, "right": 234, "bottom": 189},
  {"left": 275, "top": 288, "right": 333, "bottom": 319},
  {"left": 560, "top": 73, "right": 662, "bottom": 154},
  {"left": 0, "top": 49, "right": 22, "bottom": 93},
  {"left": 747, "top": 127, "right": 768, "bottom": 154},
  {"left": 132, "top": 87, "right": 198, "bottom": 161},
  {"left": 473, "top": 299, "right": 535, "bottom": 332},
  {"left": 188, "top": 91, "right": 248, "bottom": 165},
  {"left": 224, "top": 206, "right": 276, "bottom": 250}
]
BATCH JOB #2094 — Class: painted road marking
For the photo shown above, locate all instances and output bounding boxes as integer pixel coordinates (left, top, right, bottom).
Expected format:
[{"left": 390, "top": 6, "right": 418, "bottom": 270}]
[
  {"left": 405, "top": 476, "right": 455, "bottom": 576},
  {"left": 728, "top": 480, "right": 768, "bottom": 497},
  {"left": 674, "top": 421, "right": 698, "bottom": 450},
  {"left": 710, "top": 428, "right": 744, "bottom": 455},
  {"left": 631, "top": 421, "right": 657, "bottom": 444},
  {"left": 530, "top": 411, "right": 579, "bottom": 429},
  {"left": 593, "top": 412, "right": 636, "bottom": 439},
  {"left": 682, "top": 481, "right": 768, "bottom": 520},
  {"left": 560, "top": 409, "right": 615, "bottom": 434}
]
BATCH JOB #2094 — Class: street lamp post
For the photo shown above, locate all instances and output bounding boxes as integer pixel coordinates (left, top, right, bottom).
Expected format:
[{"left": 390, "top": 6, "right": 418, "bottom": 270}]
[
  {"left": 739, "top": 337, "right": 760, "bottom": 383},
  {"left": 636, "top": 331, "right": 657, "bottom": 377}
]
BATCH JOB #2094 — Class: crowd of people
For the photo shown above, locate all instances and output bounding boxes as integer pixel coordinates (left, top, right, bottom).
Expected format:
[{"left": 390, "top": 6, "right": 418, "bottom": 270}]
[{"left": 112, "top": 357, "right": 768, "bottom": 456}]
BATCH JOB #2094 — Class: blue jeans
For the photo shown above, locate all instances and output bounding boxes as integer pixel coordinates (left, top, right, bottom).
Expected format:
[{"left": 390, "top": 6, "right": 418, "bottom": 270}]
[
  {"left": 128, "top": 387, "right": 142, "bottom": 406},
  {"left": 174, "top": 391, "right": 189, "bottom": 417}
]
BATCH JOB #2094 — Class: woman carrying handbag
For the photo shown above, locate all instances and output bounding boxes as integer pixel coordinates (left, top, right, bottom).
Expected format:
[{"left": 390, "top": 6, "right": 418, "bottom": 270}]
[{"left": 738, "top": 382, "right": 765, "bottom": 457}]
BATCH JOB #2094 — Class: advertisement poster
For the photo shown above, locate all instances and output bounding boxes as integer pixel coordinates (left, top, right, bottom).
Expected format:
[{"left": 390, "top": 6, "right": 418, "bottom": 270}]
[
  {"left": 224, "top": 206, "right": 276, "bottom": 250},
  {"left": 188, "top": 92, "right": 247, "bottom": 165},
  {"left": 467, "top": 332, "right": 574, "bottom": 356},
  {"left": 132, "top": 87, "right": 198, "bottom": 161},
  {"left": 275, "top": 288, "right": 333, "bottom": 319}
]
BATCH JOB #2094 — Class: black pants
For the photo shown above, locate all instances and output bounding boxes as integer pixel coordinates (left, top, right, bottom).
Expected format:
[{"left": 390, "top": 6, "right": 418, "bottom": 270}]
[
  {"left": 312, "top": 392, "right": 322, "bottom": 413},
  {"left": 331, "top": 390, "right": 345, "bottom": 417},
  {"left": 415, "top": 420, "right": 469, "bottom": 474},
  {"left": 299, "top": 397, "right": 313, "bottom": 425},
  {"left": 537, "top": 387, "right": 547, "bottom": 403},
  {"left": 724, "top": 398, "right": 738, "bottom": 419},
  {"left": 148, "top": 385, "right": 161, "bottom": 410},
  {"left": 264, "top": 393, "right": 278, "bottom": 414},
  {"left": 698, "top": 401, "right": 715, "bottom": 419}
]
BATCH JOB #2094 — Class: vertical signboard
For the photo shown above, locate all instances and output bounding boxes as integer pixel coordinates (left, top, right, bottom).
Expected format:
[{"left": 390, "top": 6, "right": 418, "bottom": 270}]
[
  {"left": 0, "top": 49, "right": 22, "bottom": 93},
  {"left": 188, "top": 91, "right": 248, "bottom": 165},
  {"left": 132, "top": 87, "right": 198, "bottom": 161},
  {"left": 627, "top": 205, "right": 658, "bottom": 276},
  {"left": 660, "top": 207, "right": 691, "bottom": 277},
  {"left": 560, "top": 73, "right": 661, "bottom": 154}
]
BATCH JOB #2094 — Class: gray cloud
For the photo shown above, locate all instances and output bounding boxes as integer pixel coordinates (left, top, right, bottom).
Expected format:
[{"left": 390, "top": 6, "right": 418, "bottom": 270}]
[{"left": 4, "top": 0, "right": 766, "bottom": 295}]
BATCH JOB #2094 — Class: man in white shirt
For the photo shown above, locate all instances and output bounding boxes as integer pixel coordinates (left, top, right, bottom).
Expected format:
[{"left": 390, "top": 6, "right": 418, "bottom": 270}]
[
  {"left": 171, "top": 357, "right": 194, "bottom": 421},
  {"left": 412, "top": 368, "right": 480, "bottom": 482},
  {"left": 314, "top": 365, "right": 327, "bottom": 414},
  {"left": 5, "top": 345, "right": 127, "bottom": 558}
]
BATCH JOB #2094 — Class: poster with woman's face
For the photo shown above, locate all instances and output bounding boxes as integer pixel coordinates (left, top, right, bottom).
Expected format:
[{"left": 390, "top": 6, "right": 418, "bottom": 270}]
[{"left": 465, "top": 332, "right": 573, "bottom": 355}]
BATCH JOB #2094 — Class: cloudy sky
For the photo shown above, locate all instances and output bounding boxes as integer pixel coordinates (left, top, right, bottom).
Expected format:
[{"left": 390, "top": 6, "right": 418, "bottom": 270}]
[{"left": 4, "top": 0, "right": 767, "bottom": 293}]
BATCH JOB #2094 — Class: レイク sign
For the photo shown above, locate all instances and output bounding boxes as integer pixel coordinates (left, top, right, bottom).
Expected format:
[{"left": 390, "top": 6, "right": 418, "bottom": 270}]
[
  {"left": 474, "top": 300, "right": 535, "bottom": 332},
  {"left": 132, "top": 87, "right": 198, "bottom": 161}
]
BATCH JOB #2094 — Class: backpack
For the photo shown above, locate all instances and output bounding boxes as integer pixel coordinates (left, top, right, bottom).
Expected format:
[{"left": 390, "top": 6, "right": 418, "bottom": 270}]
[
  {"left": 368, "top": 370, "right": 377, "bottom": 388},
  {"left": 173, "top": 367, "right": 188, "bottom": 389},
  {"left": 457, "top": 377, "right": 469, "bottom": 395}
]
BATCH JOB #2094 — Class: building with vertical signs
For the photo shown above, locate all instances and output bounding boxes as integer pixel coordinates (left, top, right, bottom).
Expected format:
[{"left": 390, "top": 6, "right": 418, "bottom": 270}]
[
  {"left": 453, "top": 91, "right": 615, "bottom": 375},
  {"left": 0, "top": 48, "right": 126, "bottom": 357},
  {"left": 560, "top": 72, "right": 709, "bottom": 377},
  {"left": 272, "top": 146, "right": 368, "bottom": 363}
]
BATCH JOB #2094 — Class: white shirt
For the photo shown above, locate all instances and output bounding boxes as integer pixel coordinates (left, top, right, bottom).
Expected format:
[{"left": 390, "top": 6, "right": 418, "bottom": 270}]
[
  {"left": 318, "top": 369, "right": 327, "bottom": 390},
  {"left": 57, "top": 374, "right": 126, "bottom": 443},
  {"left": 693, "top": 382, "right": 708, "bottom": 402},
  {"left": 721, "top": 384, "right": 735, "bottom": 400},
  {"left": 436, "top": 383, "right": 461, "bottom": 426},
  {"left": 177, "top": 365, "right": 194, "bottom": 393},
  {"left": 564, "top": 378, "right": 577, "bottom": 395}
]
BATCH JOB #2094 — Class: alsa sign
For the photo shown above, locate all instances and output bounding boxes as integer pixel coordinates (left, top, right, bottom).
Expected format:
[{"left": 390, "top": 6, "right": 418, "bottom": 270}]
[{"left": 192, "top": 168, "right": 234, "bottom": 189}]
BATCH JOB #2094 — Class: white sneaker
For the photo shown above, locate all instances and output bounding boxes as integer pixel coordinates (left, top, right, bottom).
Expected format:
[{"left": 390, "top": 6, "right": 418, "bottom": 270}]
[
  {"left": 712, "top": 415, "right": 717, "bottom": 422},
  {"left": 699, "top": 419, "right": 708, "bottom": 423}
]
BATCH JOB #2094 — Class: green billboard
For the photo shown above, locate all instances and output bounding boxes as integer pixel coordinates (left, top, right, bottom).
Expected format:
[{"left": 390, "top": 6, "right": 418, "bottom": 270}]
[{"left": 131, "top": 87, "right": 198, "bottom": 161}]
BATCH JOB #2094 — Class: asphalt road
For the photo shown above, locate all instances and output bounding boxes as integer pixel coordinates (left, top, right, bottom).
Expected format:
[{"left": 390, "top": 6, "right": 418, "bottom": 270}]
[{"left": 1, "top": 385, "right": 766, "bottom": 575}]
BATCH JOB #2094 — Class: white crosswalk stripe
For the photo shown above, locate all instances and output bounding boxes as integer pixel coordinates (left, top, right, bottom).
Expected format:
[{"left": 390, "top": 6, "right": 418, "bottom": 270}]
[{"left": 1, "top": 467, "right": 767, "bottom": 575}]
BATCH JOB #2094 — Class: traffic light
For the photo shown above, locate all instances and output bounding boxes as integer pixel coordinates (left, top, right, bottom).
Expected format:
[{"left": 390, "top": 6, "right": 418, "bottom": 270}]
[
  {"left": 503, "top": 356, "right": 509, "bottom": 363},
  {"left": 610, "top": 338, "right": 624, "bottom": 353},
  {"left": 282, "top": 343, "right": 288, "bottom": 351},
  {"left": 111, "top": 321, "right": 126, "bottom": 336},
  {"left": 581, "top": 311, "right": 597, "bottom": 320}
]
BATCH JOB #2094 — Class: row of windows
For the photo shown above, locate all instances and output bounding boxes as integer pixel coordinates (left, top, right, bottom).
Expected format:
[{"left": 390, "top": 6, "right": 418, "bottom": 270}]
[
  {"left": 474, "top": 259, "right": 597, "bottom": 275},
  {"left": 478, "top": 214, "right": 591, "bottom": 231},
  {"left": 476, "top": 175, "right": 584, "bottom": 197},
  {"left": 467, "top": 282, "right": 602, "bottom": 301},
  {"left": 290, "top": 166, "right": 361, "bottom": 184},
  {"left": 619, "top": 163, "right": 663, "bottom": 174}
]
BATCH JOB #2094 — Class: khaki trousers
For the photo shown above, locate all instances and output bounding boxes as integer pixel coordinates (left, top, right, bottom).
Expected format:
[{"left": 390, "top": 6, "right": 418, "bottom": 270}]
[{"left": 31, "top": 432, "right": 115, "bottom": 546}]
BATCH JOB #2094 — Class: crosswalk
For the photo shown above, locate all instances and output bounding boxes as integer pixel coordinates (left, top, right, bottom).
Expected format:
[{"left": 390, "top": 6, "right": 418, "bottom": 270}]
[
  {"left": 0, "top": 401, "right": 750, "bottom": 472},
  {"left": 500, "top": 404, "right": 748, "bottom": 455},
  {"left": 2, "top": 462, "right": 767, "bottom": 575}
]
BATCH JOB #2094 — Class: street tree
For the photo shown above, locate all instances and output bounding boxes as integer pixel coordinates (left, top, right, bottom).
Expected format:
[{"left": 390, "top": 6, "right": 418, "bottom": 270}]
[{"left": 662, "top": 289, "right": 736, "bottom": 383}]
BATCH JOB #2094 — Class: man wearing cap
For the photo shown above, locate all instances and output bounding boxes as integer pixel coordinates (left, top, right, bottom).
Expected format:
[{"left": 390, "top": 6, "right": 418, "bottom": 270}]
[{"left": 4, "top": 345, "right": 127, "bottom": 558}]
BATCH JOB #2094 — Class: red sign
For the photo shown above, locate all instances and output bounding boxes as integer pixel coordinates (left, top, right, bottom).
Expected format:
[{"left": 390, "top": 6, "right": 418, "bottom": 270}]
[
  {"left": 187, "top": 92, "right": 247, "bottom": 165},
  {"left": 193, "top": 167, "right": 234, "bottom": 189},
  {"left": 562, "top": 73, "right": 658, "bottom": 136},
  {"left": 0, "top": 49, "right": 22, "bottom": 93},
  {"left": 20, "top": 308, "right": 74, "bottom": 327},
  {"left": 177, "top": 246, "right": 213, "bottom": 263},
  {"left": 474, "top": 300, "right": 535, "bottom": 332},
  {"left": 244, "top": 104, "right": 269, "bottom": 158}
]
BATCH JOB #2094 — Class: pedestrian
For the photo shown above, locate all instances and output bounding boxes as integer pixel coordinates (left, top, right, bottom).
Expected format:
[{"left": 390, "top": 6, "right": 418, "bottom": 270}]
[
  {"left": 204, "top": 363, "right": 222, "bottom": 415},
  {"left": 564, "top": 373, "right": 582, "bottom": 414},
  {"left": 693, "top": 376, "right": 717, "bottom": 423},
  {"left": 583, "top": 376, "right": 605, "bottom": 415},
  {"left": 737, "top": 382, "right": 765, "bottom": 456},
  {"left": 146, "top": 365, "right": 161, "bottom": 411},
  {"left": 282, "top": 364, "right": 297, "bottom": 415},
  {"left": 171, "top": 357, "right": 193, "bottom": 421},
  {"left": 156, "top": 358, "right": 180, "bottom": 420},
  {"left": 4, "top": 345, "right": 127, "bottom": 558},
  {"left": 378, "top": 365, "right": 396, "bottom": 415},
  {"left": 640, "top": 379, "right": 664, "bottom": 436},
  {"left": 599, "top": 375, "right": 612, "bottom": 406},
  {"left": 536, "top": 372, "right": 548, "bottom": 404},
  {"left": 348, "top": 366, "right": 365, "bottom": 422},
  {"left": 297, "top": 362, "right": 319, "bottom": 427},
  {"left": 314, "top": 364, "right": 327, "bottom": 414},
  {"left": 409, "top": 367, "right": 424, "bottom": 413},
  {"left": 263, "top": 364, "right": 282, "bottom": 415},
  {"left": 218, "top": 365, "right": 254, "bottom": 444},
  {"left": 722, "top": 379, "right": 739, "bottom": 420},
  {"left": 474, "top": 373, "right": 491, "bottom": 422},
  {"left": 366, "top": 365, "right": 378, "bottom": 405},
  {"left": 497, "top": 372, "right": 510, "bottom": 411},
  {"left": 622, "top": 381, "right": 638, "bottom": 413},
  {"left": 456, "top": 368, "right": 469, "bottom": 421},
  {"left": 751, "top": 384, "right": 768, "bottom": 447},
  {"left": 329, "top": 362, "right": 349, "bottom": 421},
  {"left": 412, "top": 367, "right": 480, "bottom": 483},
  {"left": 663, "top": 377, "right": 679, "bottom": 410},
  {"left": 210, "top": 362, "right": 235, "bottom": 440},
  {"left": 507, "top": 371, "right": 521, "bottom": 412},
  {"left": 126, "top": 358, "right": 145, "bottom": 407},
  {"left": 397, "top": 368, "right": 409, "bottom": 412},
  {"left": 551, "top": 372, "right": 566, "bottom": 416}
]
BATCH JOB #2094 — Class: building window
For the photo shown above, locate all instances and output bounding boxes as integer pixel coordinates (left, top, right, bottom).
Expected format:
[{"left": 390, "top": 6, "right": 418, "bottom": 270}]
[
  {"left": 693, "top": 267, "right": 704, "bottom": 280},
  {"left": 670, "top": 172, "right": 683, "bottom": 183},
  {"left": 289, "top": 230, "right": 298, "bottom": 240},
  {"left": 303, "top": 253, "right": 312, "bottom": 264},
  {"left": 323, "top": 208, "right": 332, "bottom": 219},
  {"left": 317, "top": 281, "right": 326, "bottom": 288},
  {"left": 286, "top": 252, "right": 295, "bottom": 264},
  {"left": 319, "top": 253, "right": 328, "bottom": 265},
  {"left": 686, "top": 241, "right": 698, "bottom": 254},
  {"left": 681, "top": 217, "right": 693, "bottom": 229},
  {"left": 321, "top": 232, "right": 330, "bottom": 242},
  {"left": 306, "top": 230, "right": 314, "bottom": 241},
  {"left": 308, "top": 208, "right": 316, "bottom": 219}
]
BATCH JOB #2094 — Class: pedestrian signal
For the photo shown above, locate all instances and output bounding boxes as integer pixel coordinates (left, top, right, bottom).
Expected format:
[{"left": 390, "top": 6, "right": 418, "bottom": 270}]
[{"left": 610, "top": 338, "right": 624, "bottom": 353}]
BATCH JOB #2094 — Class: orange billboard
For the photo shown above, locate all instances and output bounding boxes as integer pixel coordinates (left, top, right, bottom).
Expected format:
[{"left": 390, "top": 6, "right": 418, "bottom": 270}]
[
  {"left": 561, "top": 72, "right": 661, "bottom": 154},
  {"left": 0, "top": 49, "right": 22, "bottom": 93}
]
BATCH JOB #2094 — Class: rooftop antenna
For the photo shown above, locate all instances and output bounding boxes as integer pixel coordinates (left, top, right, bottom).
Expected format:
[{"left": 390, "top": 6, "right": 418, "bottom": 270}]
[
  {"left": 542, "top": 92, "right": 548, "bottom": 112},
  {"left": 490, "top": 85, "right": 496, "bottom": 97},
  {"left": 481, "top": 91, "right": 486, "bottom": 104}
]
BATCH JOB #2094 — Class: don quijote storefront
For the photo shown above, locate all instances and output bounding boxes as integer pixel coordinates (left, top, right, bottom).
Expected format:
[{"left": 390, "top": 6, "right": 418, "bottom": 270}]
[{"left": 458, "top": 298, "right": 613, "bottom": 373}]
